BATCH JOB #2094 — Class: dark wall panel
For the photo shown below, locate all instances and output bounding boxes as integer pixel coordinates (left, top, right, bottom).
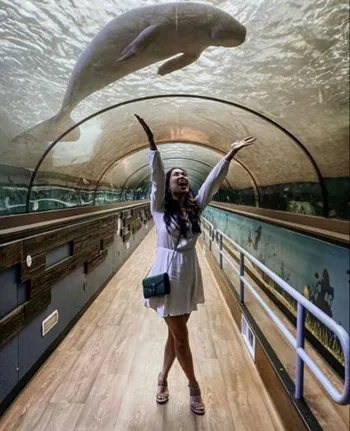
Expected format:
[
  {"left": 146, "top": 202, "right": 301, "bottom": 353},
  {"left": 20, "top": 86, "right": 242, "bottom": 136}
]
[
  {"left": 17, "top": 281, "right": 30, "bottom": 306},
  {"left": 46, "top": 243, "right": 72, "bottom": 267},
  {"left": 86, "top": 246, "right": 114, "bottom": 297},
  {"left": 0, "top": 266, "right": 18, "bottom": 319},
  {"left": 18, "top": 266, "right": 84, "bottom": 379},
  {"left": 0, "top": 337, "right": 18, "bottom": 404}
]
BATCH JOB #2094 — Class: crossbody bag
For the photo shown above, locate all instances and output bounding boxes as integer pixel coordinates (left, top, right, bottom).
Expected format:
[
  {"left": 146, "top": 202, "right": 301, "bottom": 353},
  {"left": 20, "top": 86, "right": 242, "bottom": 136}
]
[{"left": 142, "top": 233, "right": 181, "bottom": 299}]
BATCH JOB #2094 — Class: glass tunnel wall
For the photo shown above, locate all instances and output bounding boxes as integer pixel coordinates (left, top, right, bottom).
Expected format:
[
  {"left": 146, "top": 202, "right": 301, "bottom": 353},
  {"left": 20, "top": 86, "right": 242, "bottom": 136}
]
[
  {"left": 0, "top": 96, "right": 333, "bottom": 216},
  {"left": 0, "top": 1, "right": 349, "bottom": 218}
]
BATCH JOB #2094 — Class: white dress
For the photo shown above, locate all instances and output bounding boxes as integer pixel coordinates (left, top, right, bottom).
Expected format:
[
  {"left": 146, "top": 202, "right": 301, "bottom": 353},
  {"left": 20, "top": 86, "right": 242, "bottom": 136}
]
[{"left": 144, "top": 150, "right": 230, "bottom": 317}]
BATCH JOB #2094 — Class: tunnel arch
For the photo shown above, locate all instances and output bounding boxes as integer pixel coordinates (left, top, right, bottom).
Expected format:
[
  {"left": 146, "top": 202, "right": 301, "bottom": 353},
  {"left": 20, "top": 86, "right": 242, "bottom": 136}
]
[
  {"left": 94, "top": 152, "right": 260, "bottom": 206},
  {"left": 116, "top": 161, "right": 232, "bottom": 201},
  {"left": 26, "top": 94, "right": 329, "bottom": 215},
  {"left": 118, "top": 164, "right": 232, "bottom": 205}
]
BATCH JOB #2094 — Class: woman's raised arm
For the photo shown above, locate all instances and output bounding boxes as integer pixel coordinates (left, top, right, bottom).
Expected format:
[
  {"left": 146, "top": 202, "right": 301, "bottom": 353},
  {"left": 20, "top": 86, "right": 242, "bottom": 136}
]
[
  {"left": 135, "top": 114, "right": 165, "bottom": 214},
  {"left": 196, "top": 136, "right": 256, "bottom": 210}
]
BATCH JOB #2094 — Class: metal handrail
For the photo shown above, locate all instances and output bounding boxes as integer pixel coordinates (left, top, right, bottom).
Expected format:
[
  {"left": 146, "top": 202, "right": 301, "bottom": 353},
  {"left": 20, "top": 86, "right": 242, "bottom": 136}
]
[{"left": 201, "top": 217, "right": 350, "bottom": 405}]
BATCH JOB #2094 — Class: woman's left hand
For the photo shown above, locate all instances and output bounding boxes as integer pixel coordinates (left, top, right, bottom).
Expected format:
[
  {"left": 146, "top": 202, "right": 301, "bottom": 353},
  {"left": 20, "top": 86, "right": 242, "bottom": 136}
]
[{"left": 225, "top": 136, "right": 256, "bottom": 160}]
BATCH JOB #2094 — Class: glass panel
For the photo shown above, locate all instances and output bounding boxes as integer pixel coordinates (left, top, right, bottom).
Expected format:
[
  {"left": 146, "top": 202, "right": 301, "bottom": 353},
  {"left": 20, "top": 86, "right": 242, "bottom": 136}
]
[
  {"left": 27, "top": 97, "right": 319, "bottom": 212},
  {"left": 0, "top": 1, "right": 348, "bottom": 217},
  {"left": 99, "top": 143, "right": 256, "bottom": 206},
  {"left": 101, "top": 144, "right": 253, "bottom": 189}
]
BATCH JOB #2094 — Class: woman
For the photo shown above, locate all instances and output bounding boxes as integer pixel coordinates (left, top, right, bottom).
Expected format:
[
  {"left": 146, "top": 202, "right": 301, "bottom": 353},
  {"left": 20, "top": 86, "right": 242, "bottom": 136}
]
[{"left": 135, "top": 114, "right": 255, "bottom": 415}]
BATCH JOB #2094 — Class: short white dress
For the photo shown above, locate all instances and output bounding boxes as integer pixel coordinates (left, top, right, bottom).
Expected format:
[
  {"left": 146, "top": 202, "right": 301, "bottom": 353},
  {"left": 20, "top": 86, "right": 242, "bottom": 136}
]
[{"left": 144, "top": 150, "right": 230, "bottom": 317}]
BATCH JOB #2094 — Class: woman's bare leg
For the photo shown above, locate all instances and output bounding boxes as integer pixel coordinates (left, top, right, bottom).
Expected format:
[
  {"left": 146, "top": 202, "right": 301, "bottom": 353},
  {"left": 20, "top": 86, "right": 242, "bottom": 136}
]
[
  {"left": 159, "top": 314, "right": 190, "bottom": 381},
  {"left": 164, "top": 314, "right": 205, "bottom": 413},
  {"left": 156, "top": 314, "right": 190, "bottom": 403},
  {"left": 163, "top": 314, "right": 197, "bottom": 386}
]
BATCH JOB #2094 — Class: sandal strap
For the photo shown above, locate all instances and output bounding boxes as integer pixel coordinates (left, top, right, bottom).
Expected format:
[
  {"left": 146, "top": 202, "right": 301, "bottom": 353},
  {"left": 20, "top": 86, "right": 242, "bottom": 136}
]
[
  {"left": 156, "top": 373, "right": 169, "bottom": 403},
  {"left": 158, "top": 373, "right": 168, "bottom": 386},
  {"left": 190, "top": 396, "right": 204, "bottom": 408},
  {"left": 156, "top": 387, "right": 169, "bottom": 401},
  {"left": 157, "top": 382, "right": 168, "bottom": 393},
  {"left": 190, "top": 395, "right": 203, "bottom": 405},
  {"left": 157, "top": 379, "right": 169, "bottom": 394}
]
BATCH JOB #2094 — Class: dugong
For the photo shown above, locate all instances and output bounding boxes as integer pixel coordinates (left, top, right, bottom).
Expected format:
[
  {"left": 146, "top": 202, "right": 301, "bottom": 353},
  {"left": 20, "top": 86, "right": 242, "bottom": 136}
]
[{"left": 13, "top": 2, "right": 246, "bottom": 143}]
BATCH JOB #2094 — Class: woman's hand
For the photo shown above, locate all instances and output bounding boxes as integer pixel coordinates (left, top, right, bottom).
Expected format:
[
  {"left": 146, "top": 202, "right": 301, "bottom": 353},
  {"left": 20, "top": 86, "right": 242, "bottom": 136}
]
[
  {"left": 134, "top": 114, "right": 157, "bottom": 150},
  {"left": 225, "top": 136, "right": 256, "bottom": 161}
]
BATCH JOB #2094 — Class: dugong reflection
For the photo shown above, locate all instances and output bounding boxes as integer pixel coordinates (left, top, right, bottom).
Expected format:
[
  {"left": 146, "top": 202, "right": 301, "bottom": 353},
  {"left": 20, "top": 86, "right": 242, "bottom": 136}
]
[{"left": 13, "top": 2, "right": 246, "bottom": 144}]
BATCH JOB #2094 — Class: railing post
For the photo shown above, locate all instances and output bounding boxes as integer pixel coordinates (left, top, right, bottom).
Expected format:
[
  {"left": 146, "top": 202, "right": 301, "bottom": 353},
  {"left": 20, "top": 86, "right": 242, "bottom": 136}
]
[
  {"left": 240, "top": 253, "right": 245, "bottom": 303},
  {"left": 209, "top": 226, "right": 212, "bottom": 251},
  {"left": 295, "top": 302, "right": 306, "bottom": 399},
  {"left": 219, "top": 233, "right": 223, "bottom": 269}
]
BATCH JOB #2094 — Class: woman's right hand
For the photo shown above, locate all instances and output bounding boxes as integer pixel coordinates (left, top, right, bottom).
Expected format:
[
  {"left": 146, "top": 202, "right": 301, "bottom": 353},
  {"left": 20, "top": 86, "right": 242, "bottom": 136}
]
[
  {"left": 225, "top": 136, "right": 256, "bottom": 161},
  {"left": 135, "top": 114, "right": 157, "bottom": 149}
]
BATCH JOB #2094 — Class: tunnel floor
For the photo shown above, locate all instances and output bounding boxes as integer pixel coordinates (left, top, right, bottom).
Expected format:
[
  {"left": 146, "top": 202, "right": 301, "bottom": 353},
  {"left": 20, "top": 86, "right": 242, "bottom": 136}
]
[{"left": 0, "top": 228, "right": 284, "bottom": 431}]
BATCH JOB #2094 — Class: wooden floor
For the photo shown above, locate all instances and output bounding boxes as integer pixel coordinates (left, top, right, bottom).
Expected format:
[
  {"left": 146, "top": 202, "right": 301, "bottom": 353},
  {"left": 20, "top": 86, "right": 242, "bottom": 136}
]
[{"left": 0, "top": 228, "right": 284, "bottom": 431}]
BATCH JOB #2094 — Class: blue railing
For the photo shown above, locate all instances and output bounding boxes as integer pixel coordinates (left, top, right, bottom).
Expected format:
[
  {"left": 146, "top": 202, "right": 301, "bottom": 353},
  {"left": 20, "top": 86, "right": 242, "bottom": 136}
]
[{"left": 201, "top": 217, "right": 350, "bottom": 405}]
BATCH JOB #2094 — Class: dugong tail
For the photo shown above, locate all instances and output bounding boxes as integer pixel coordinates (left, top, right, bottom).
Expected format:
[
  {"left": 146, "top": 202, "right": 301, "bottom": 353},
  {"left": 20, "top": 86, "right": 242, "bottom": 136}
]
[{"left": 11, "top": 111, "right": 80, "bottom": 145}]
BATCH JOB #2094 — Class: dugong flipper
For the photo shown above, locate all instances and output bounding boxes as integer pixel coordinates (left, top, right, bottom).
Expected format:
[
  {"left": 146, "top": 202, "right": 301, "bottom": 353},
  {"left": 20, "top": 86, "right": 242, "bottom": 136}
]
[
  {"left": 12, "top": 2, "right": 246, "bottom": 144},
  {"left": 117, "top": 24, "right": 160, "bottom": 62},
  {"left": 117, "top": 25, "right": 201, "bottom": 75},
  {"left": 157, "top": 53, "right": 201, "bottom": 76}
]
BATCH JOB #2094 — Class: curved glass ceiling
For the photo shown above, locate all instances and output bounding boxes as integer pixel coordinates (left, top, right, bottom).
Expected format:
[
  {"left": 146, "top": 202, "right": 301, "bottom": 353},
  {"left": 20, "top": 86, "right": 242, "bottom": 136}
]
[
  {"left": 31, "top": 97, "right": 319, "bottom": 187},
  {"left": 100, "top": 144, "right": 253, "bottom": 190},
  {"left": 0, "top": 0, "right": 349, "bottom": 218}
]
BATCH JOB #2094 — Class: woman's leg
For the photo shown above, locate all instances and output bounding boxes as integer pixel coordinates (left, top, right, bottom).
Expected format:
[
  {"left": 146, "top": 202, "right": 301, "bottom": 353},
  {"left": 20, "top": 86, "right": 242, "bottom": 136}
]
[
  {"left": 163, "top": 314, "right": 197, "bottom": 386},
  {"left": 160, "top": 314, "right": 190, "bottom": 380},
  {"left": 156, "top": 314, "right": 190, "bottom": 403},
  {"left": 164, "top": 314, "right": 205, "bottom": 413}
]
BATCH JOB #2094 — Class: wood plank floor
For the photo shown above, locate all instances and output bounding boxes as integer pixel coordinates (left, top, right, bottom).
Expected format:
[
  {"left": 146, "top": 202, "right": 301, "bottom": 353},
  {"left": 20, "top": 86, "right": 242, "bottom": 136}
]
[{"left": 0, "top": 229, "right": 284, "bottom": 431}]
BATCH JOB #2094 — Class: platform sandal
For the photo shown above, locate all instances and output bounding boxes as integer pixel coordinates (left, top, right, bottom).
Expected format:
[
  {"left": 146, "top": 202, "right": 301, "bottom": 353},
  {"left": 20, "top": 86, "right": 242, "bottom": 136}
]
[
  {"left": 188, "top": 383, "right": 205, "bottom": 415},
  {"left": 156, "top": 373, "right": 169, "bottom": 404}
]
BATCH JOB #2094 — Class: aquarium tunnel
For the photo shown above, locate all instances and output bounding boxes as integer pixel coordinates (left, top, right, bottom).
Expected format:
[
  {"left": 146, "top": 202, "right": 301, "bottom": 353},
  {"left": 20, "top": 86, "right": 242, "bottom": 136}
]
[{"left": 0, "top": 1, "right": 349, "bottom": 430}]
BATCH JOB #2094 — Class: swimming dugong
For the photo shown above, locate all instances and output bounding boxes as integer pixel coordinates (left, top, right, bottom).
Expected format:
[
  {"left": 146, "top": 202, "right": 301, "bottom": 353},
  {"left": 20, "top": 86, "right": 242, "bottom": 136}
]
[{"left": 13, "top": 2, "right": 246, "bottom": 143}]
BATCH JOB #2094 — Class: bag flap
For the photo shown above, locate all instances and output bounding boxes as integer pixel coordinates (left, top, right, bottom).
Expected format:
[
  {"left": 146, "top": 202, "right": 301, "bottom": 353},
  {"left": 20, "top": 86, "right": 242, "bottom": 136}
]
[{"left": 143, "top": 273, "right": 167, "bottom": 288}]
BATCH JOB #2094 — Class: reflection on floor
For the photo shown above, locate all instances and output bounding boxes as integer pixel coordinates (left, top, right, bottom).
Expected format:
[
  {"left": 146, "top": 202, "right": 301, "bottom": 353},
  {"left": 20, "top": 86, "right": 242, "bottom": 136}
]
[{"left": 0, "top": 228, "right": 283, "bottom": 431}]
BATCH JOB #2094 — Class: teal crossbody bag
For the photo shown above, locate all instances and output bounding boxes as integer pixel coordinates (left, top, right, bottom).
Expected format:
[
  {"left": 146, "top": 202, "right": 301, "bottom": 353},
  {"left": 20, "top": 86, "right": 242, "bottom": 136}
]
[{"left": 143, "top": 233, "right": 181, "bottom": 299}]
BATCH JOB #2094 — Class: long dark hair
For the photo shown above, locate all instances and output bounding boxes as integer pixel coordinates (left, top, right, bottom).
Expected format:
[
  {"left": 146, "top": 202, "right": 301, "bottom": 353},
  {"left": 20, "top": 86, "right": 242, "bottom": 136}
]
[{"left": 163, "top": 168, "right": 202, "bottom": 238}]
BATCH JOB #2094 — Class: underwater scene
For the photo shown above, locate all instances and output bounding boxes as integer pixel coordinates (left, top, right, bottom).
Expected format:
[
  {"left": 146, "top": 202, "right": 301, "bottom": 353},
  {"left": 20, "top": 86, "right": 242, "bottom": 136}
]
[
  {"left": 202, "top": 206, "right": 350, "bottom": 366},
  {"left": 1, "top": 174, "right": 349, "bottom": 219}
]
